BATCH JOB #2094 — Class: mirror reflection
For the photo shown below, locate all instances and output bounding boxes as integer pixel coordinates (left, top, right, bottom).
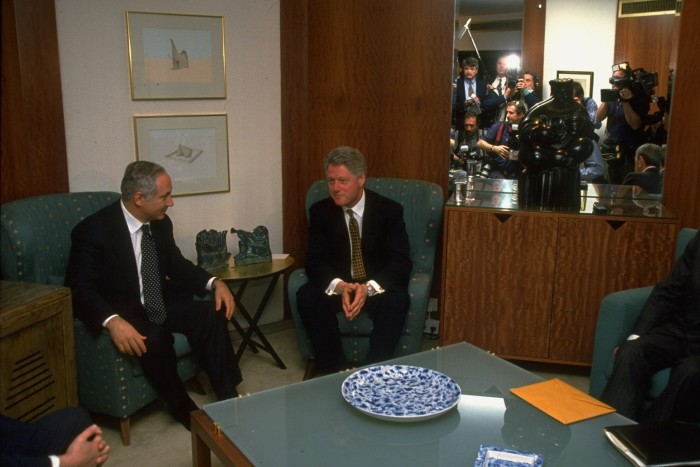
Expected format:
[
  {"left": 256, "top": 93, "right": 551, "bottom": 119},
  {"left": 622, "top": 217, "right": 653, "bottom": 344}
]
[{"left": 450, "top": 1, "right": 678, "bottom": 204}]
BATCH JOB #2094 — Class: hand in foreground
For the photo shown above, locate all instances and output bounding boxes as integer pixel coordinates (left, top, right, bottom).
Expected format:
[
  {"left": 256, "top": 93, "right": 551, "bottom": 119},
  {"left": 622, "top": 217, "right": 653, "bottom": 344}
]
[
  {"left": 340, "top": 282, "right": 368, "bottom": 321},
  {"left": 213, "top": 279, "right": 235, "bottom": 319},
  {"left": 493, "top": 145, "right": 510, "bottom": 159},
  {"left": 106, "top": 316, "right": 147, "bottom": 356},
  {"left": 618, "top": 88, "right": 633, "bottom": 101},
  {"left": 59, "top": 424, "right": 110, "bottom": 467}
]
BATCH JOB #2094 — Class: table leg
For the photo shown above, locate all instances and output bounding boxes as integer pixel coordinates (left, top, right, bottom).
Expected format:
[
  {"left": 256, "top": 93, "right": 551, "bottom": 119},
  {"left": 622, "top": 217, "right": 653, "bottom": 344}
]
[
  {"left": 234, "top": 273, "right": 287, "bottom": 369},
  {"left": 191, "top": 412, "right": 212, "bottom": 467},
  {"left": 190, "top": 410, "right": 250, "bottom": 467}
]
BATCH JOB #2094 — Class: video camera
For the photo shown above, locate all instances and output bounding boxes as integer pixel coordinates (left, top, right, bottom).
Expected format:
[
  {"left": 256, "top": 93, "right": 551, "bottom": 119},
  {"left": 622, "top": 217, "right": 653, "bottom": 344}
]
[{"left": 601, "top": 62, "right": 658, "bottom": 102}]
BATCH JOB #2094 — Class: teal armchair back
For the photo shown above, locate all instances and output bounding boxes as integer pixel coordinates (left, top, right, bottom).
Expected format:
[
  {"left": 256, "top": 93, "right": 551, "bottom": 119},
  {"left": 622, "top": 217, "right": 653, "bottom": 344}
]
[
  {"left": 589, "top": 227, "right": 698, "bottom": 400},
  {"left": 288, "top": 178, "right": 443, "bottom": 372},
  {"left": 1, "top": 192, "right": 200, "bottom": 445}
]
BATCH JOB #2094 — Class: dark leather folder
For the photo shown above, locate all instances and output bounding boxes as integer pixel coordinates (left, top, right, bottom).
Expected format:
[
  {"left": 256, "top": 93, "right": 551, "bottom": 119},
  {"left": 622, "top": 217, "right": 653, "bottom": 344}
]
[{"left": 603, "top": 422, "right": 700, "bottom": 466}]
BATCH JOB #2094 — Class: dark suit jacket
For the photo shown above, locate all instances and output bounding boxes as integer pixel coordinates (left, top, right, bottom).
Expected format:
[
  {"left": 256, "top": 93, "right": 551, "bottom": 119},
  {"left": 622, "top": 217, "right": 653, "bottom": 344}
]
[
  {"left": 622, "top": 167, "right": 663, "bottom": 194},
  {"left": 633, "top": 232, "right": 700, "bottom": 348},
  {"left": 65, "top": 201, "right": 212, "bottom": 334},
  {"left": 453, "top": 76, "right": 488, "bottom": 127},
  {"left": 305, "top": 189, "right": 411, "bottom": 293}
]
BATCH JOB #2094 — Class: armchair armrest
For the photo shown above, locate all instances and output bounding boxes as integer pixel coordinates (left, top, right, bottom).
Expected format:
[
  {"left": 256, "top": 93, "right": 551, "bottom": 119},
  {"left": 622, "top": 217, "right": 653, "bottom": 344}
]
[
  {"left": 396, "top": 272, "right": 432, "bottom": 355},
  {"left": 589, "top": 286, "right": 653, "bottom": 398},
  {"left": 288, "top": 268, "right": 312, "bottom": 359}
]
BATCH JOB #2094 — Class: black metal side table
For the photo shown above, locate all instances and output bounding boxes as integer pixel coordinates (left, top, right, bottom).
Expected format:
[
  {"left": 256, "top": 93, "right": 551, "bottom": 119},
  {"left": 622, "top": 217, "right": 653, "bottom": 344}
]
[{"left": 209, "top": 256, "right": 294, "bottom": 369}]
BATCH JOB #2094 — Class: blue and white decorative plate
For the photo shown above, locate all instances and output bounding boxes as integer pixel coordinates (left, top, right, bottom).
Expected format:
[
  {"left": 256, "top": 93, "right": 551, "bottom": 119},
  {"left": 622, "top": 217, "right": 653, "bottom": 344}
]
[{"left": 341, "top": 365, "right": 462, "bottom": 422}]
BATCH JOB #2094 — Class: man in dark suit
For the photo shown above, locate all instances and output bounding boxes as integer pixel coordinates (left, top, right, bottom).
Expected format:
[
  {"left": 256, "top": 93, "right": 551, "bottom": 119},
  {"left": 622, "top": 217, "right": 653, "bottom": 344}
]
[
  {"left": 622, "top": 143, "right": 663, "bottom": 194},
  {"left": 1, "top": 407, "right": 109, "bottom": 466},
  {"left": 453, "top": 57, "right": 489, "bottom": 130},
  {"left": 297, "top": 146, "right": 412, "bottom": 373},
  {"left": 601, "top": 231, "right": 700, "bottom": 422},
  {"left": 65, "top": 161, "right": 241, "bottom": 430}
]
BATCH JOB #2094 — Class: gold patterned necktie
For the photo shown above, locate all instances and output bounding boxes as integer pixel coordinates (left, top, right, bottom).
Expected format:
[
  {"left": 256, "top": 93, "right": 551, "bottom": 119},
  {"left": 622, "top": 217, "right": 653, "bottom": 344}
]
[
  {"left": 346, "top": 209, "right": 367, "bottom": 281},
  {"left": 141, "top": 224, "right": 166, "bottom": 324}
]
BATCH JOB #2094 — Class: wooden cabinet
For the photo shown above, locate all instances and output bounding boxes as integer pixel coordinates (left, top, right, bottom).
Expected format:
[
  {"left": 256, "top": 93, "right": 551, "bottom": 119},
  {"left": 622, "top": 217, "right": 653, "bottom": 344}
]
[
  {"left": 439, "top": 207, "right": 678, "bottom": 365},
  {"left": 0, "top": 281, "right": 77, "bottom": 421}
]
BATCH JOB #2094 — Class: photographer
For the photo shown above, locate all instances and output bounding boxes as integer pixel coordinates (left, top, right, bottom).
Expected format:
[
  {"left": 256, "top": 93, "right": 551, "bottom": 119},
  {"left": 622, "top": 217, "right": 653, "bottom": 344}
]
[
  {"left": 514, "top": 71, "right": 542, "bottom": 111},
  {"left": 452, "top": 57, "right": 488, "bottom": 130},
  {"left": 476, "top": 100, "right": 526, "bottom": 179},
  {"left": 450, "top": 111, "right": 481, "bottom": 170},
  {"left": 480, "top": 54, "right": 517, "bottom": 128},
  {"left": 596, "top": 63, "right": 651, "bottom": 184}
]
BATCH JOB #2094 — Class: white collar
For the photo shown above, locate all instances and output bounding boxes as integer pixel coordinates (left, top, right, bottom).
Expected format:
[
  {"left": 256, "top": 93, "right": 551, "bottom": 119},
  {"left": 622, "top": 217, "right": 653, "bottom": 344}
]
[
  {"left": 345, "top": 190, "right": 366, "bottom": 218},
  {"left": 121, "top": 200, "right": 146, "bottom": 235}
]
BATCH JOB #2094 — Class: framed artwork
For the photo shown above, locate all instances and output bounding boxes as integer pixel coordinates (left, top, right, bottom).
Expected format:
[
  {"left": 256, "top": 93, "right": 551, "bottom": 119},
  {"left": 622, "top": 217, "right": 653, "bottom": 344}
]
[
  {"left": 134, "top": 114, "right": 230, "bottom": 196},
  {"left": 126, "top": 11, "right": 226, "bottom": 100},
  {"left": 557, "top": 70, "right": 594, "bottom": 97}
]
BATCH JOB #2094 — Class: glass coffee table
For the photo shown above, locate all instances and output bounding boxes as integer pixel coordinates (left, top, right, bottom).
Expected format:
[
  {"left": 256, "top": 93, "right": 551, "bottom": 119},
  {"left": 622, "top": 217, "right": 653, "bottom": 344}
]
[{"left": 191, "top": 342, "right": 633, "bottom": 466}]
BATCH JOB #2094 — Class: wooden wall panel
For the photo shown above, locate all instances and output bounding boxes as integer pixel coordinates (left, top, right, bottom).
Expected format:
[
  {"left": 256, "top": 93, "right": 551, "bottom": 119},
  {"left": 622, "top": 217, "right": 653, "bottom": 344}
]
[
  {"left": 664, "top": 2, "right": 700, "bottom": 229},
  {"left": 550, "top": 218, "right": 677, "bottom": 363},
  {"left": 1, "top": 0, "right": 68, "bottom": 203},
  {"left": 282, "top": 0, "right": 455, "bottom": 273},
  {"left": 613, "top": 13, "right": 676, "bottom": 111},
  {"left": 521, "top": 0, "right": 546, "bottom": 88},
  {"left": 441, "top": 209, "right": 558, "bottom": 359}
]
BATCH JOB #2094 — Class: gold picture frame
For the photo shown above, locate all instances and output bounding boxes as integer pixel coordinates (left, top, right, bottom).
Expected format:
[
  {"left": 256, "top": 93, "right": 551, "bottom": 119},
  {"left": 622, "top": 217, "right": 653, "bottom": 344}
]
[
  {"left": 134, "top": 114, "right": 230, "bottom": 196},
  {"left": 556, "top": 70, "right": 594, "bottom": 98},
  {"left": 126, "top": 11, "right": 226, "bottom": 100}
]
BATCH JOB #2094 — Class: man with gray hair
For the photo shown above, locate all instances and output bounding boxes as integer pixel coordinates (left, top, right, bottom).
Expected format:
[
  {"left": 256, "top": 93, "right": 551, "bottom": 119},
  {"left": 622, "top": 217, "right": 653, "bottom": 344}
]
[
  {"left": 66, "top": 161, "right": 242, "bottom": 430},
  {"left": 622, "top": 143, "right": 663, "bottom": 194},
  {"left": 297, "top": 146, "right": 412, "bottom": 376}
]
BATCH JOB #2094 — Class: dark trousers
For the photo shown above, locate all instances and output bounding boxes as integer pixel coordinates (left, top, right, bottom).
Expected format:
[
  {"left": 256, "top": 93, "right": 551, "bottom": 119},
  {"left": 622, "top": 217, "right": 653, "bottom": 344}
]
[
  {"left": 297, "top": 283, "right": 409, "bottom": 369},
  {"left": 600, "top": 332, "right": 700, "bottom": 422},
  {"left": 133, "top": 299, "right": 241, "bottom": 410},
  {"left": 0, "top": 407, "right": 92, "bottom": 466}
]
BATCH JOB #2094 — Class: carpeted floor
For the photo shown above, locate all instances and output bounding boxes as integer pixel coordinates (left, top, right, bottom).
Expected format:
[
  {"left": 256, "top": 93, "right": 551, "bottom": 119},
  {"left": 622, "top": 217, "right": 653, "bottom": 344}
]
[{"left": 96, "top": 321, "right": 590, "bottom": 466}]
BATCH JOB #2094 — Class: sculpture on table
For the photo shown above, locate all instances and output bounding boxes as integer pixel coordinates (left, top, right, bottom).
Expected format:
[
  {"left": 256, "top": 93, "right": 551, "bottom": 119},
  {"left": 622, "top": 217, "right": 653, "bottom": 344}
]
[
  {"left": 196, "top": 229, "right": 230, "bottom": 270},
  {"left": 518, "top": 78, "right": 596, "bottom": 211},
  {"left": 231, "top": 225, "right": 272, "bottom": 266}
]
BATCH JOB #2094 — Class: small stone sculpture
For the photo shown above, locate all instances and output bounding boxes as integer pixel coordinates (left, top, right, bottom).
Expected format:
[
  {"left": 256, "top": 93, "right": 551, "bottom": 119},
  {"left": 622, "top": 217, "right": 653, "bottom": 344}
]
[
  {"left": 231, "top": 226, "right": 272, "bottom": 266},
  {"left": 196, "top": 229, "right": 231, "bottom": 270}
]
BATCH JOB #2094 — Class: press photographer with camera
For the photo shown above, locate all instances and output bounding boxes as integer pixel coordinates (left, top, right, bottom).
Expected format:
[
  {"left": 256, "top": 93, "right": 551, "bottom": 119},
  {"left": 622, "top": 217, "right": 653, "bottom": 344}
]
[
  {"left": 514, "top": 71, "right": 542, "bottom": 111},
  {"left": 450, "top": 111, "right": 481, "bottom": 171},
  {"left": 452, "top": 57, "right": 488, "bottom": 131},
  {"left": 596, "top": 62, "right": 652, "bottom": 184},
  {"left": 476, "top": 100, "right": 526, "bottom": 179}
]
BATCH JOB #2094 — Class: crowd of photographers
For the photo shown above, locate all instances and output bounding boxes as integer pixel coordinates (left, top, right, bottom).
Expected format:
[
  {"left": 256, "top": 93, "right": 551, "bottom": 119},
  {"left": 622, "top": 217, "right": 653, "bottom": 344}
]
[{"left": 450, "top": 57, "right": 666, "bottom": 193}]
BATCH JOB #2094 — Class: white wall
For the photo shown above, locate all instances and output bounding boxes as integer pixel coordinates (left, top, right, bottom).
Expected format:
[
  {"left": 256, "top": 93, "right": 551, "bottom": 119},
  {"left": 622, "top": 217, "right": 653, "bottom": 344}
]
[
  {"left": 55, "top": 0, "right": 285, "bottom": 323},
  {"left": 543, "top": 0, "right": 617, "bottom": 104}
]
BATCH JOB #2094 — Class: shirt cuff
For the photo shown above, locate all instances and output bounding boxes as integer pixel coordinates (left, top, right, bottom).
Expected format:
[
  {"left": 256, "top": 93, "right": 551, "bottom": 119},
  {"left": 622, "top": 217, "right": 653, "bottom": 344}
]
[
  {"left": 366, "top": 280, "right": 384, "bottom": 296},
  {"left": 326, "top": 278, "right": 342, "bottom": 295},
  {"left": 207, "top": 276, "right": 219, "bottom": 291},
  {"left": 102, "top": 314, "right": 118, "bottom": 328},
  {"left": 49, "top": 455, "right": 60, "bottom": 467},
  {"left": 627, "top": 334, "right": 640, "bottom": 341}
]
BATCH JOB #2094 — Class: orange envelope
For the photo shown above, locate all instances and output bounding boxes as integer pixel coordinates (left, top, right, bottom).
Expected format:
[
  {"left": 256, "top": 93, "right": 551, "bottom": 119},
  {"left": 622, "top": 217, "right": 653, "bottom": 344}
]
[{"left": 510, "top": 378, "right": 615, "bottom": 424}]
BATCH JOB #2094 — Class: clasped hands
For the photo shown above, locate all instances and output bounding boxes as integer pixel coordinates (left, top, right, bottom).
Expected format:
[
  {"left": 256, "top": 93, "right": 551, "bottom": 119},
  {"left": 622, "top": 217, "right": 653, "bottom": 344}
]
[{"left": 335, "top": 280, "right": 369, "bottom": 321}]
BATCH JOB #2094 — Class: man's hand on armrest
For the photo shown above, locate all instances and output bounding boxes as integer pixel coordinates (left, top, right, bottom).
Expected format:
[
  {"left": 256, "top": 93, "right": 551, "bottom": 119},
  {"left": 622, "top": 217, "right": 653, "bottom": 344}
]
[{"left": 105, "top": 316, "right": 147, "bottom": 356}]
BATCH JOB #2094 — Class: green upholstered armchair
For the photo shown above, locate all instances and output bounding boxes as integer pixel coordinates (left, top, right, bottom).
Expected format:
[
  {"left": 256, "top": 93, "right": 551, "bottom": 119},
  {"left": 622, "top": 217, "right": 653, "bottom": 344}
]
[
  {"left": 1, "top": 192, "right": 201, "bottom": 445},
  {"left": 589, "top": 227, "right": 698, "bottom": 402},
  {"left": 288, "top": 178, "right": 443, "bottom": 378}
]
